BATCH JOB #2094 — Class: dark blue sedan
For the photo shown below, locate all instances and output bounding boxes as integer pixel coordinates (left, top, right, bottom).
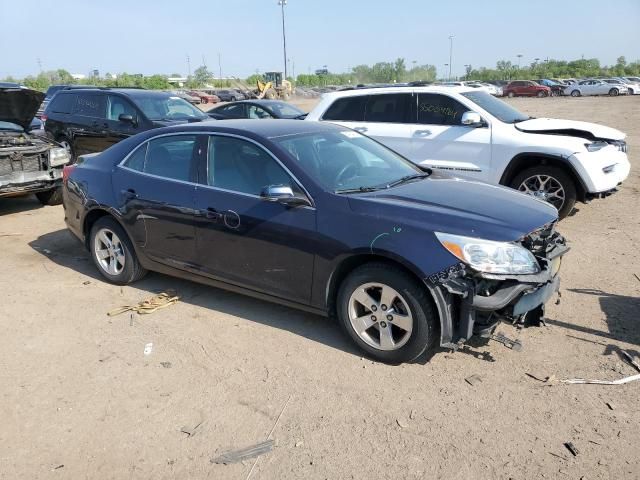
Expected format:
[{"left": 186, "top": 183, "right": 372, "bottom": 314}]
[{"left": 62, "top": 120, "right": 568, "bottom": 363}]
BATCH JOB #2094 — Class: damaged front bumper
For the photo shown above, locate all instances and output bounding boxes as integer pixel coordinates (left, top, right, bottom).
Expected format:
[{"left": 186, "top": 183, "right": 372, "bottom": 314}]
[
  {"left": 0, "top": 168, "right": 63, "bottom": 197},
  {"left": 428, "top": 225, "right": 569, "bottom": 349}
]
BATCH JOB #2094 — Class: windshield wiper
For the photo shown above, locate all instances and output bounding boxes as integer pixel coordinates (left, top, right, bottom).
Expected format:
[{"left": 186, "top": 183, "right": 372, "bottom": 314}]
[
  {"left": 384, "top": 173, "right": 430, "bottom": 188},
  {"left": 335, "top": 186, "right": 384, "bottom": 194}
]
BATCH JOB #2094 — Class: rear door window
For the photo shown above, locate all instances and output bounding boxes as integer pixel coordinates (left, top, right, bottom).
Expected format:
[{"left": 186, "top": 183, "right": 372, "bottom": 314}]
[
  {"left": 134, "top": 135, "right": 198, "bottom": 182},
  {"left": 73, "top": 93, "right": 107, "bottom": 118},
  {"left": 417, "top": 93, "right": 469, "bottom": 126},
  {"left": 322, "top": 96, "right": 368, "bottom": 121},
  {"left": 363, "top": 94, "right": 412, "bottom": 123},
  {"left": 48, "top": 93, "right": 74, "bottom": 114}
]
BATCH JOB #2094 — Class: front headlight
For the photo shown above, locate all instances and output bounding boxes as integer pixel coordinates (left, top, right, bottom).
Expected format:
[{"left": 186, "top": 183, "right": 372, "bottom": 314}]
[
  {"left": 435, "top": 232, "right": 540, "bottom": 274},
  {"left": 49, "top": 147, "right": 70, "bottom": 167}
]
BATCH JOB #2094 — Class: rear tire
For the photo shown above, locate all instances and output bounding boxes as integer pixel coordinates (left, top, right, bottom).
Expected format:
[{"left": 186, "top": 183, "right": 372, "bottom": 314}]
[
  {"left": 537, "top": 91, "right": 546, "bottom": 98},
  {"left": 36, "top": 187, "right": 63, "bottom": 206},
  {"left": 57, "top": 136, "right": 75, "bottom": 162},
  {"left": 337, "top": 263, "right": 437, "bottom": 364},
  {"left": 89, "top": 217, "right": 147, "bottom": 285},
  {"left": 510, "top": 165, "right": 577, "bottom": 219}
]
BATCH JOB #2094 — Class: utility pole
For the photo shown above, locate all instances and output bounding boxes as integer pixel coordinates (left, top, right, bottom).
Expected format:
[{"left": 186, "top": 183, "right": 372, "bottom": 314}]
[
  {"left": 37, "top": 58, "right": 42, "bottom": 73},
  {"left": 448, "top": 35, "right": 454, "bottom": 80},
  {"left": 278, "top": 0, "right": 288, "bottom": 78},
  {"left": 218, "top": 52, "right": 222, "bottom": 79},
  {"left": 186, "top": 55, "right": 191, "bottom": 77}
]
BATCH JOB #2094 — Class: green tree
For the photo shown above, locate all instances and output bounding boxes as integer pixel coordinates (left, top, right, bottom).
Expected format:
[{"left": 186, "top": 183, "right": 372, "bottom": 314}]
[{"left": 192, "top": 65, "right": 213, "bottom": 87}]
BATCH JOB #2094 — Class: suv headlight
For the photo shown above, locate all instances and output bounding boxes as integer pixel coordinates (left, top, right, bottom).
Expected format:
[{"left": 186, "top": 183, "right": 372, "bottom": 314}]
[
  {"left": 435, "top": 232, "right": 540, "bottom": 274},
  {"left": 49, "top": 147, "right": 70, "bottom": 167}
]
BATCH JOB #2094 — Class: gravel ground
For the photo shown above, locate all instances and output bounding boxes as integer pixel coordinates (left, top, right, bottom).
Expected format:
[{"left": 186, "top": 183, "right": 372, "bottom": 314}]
[{"left": 1, "top": 96, "right": 638, "bottom": 480}]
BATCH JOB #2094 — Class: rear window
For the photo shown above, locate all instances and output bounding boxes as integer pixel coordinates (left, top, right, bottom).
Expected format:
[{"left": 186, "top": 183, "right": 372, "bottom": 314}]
[
  {"left": 322, "top": 96, "right": 367, "bottom": 121},
  {"left": 73, "top": 93, "right": 106, "bottom": 118},
  {"left": 48, "top": 93, "right": 74, "bottom": 114}
]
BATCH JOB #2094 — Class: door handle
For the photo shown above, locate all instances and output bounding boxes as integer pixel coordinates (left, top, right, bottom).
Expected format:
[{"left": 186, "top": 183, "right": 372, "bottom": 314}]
[
  {"left": 354, "top": 126, "right": 368, "bottom": 133},
  {"left": 121, "top": 188, "right": 138, "bottom": 200},
  {"left": 413, "top": 129, "right": 432, "bottom": 136}
]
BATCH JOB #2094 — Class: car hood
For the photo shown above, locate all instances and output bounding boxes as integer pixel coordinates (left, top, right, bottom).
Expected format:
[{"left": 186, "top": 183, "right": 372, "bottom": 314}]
[
  {"left": 0, "top": 88, "right": 45, "bottom": 130},
  {"left": 515, "top": 118, "right": 625, "bottom": 141},
  {"left": 348, "top": 174, "right": 558, "bottom": 242}
]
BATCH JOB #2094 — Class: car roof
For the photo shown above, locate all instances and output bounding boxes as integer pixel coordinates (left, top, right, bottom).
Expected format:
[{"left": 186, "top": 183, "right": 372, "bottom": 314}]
[
  {"left": 56, "top": 88, "right": 166, "bottom": 97},
  {"left": 152, "top": 119, "right": 345, "bottom": 139},
  {"left": 319, "top": 85, "right": 477, "bottom": 99}
]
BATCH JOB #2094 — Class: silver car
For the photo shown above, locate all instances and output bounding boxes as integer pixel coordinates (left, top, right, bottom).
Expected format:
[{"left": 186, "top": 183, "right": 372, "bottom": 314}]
[{"left": 564, "top": 79, "right": 628, "bottom": 97}]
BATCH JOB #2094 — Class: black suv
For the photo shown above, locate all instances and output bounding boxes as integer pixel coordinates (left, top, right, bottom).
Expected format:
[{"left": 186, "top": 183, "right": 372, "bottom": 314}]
[{"left": 43, "top": 88, "right": 208, "bottom": 159}]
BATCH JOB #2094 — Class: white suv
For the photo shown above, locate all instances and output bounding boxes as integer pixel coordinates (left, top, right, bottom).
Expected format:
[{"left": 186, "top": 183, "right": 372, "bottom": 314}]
[{"left": 305, "top": 86, "right": 630, "bottom": 218}]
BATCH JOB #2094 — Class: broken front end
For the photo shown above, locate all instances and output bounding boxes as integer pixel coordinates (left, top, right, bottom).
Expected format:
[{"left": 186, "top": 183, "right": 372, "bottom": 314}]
[
  {"left": 428, "top": 223, "right": 569, "bottom": 349},
  {"left": 0, "top": 131, "right": 69, "bottom": 197}
]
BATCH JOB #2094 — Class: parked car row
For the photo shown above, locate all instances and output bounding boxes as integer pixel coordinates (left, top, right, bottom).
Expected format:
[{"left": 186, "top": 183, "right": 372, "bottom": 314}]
[{"left": 2, "top": 80, "right": 631, "bottom": 364}]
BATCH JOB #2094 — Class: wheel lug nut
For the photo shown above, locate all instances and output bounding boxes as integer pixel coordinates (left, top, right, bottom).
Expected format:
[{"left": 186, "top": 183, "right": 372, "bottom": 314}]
[
  {"left": 371, "top": 315, "right": 377, "bottom": 321},
  {"left": 387, "top": 315, "right": 393, "bottom": 321},
  {"left": 381, "top": 305, "right": 387, "bottom": 311},
  {"left": 380, "top": 321, "right": 387, "bottom": 328},
  {"left": 371, "top": 305, "right": 377, "bottom": 311}
]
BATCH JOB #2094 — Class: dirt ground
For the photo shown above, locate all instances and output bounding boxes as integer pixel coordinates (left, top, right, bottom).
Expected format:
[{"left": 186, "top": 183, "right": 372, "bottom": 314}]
[{"left": 1, "top": 96, "right": 639, "bottom": 480}]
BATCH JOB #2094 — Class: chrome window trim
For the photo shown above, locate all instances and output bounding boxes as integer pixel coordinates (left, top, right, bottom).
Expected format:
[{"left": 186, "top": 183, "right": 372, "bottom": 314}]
[{"left": 117, "top": 130, "right": 316, "bottom": 208}]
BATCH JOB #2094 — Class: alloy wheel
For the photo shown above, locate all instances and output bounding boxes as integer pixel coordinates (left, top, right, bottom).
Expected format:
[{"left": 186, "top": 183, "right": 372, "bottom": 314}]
[
  {"left": 348, "top": 282, "right": 413, "bottom": 351},
  {"left": 518, "top": 174, "right": 565, "bottom": 210},
  {"left": 94, "top": 228, "right": 126, "bottom": 276}
]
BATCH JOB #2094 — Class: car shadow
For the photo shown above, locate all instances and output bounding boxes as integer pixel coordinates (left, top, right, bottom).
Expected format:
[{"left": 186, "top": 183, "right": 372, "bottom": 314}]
[
  {"left": 544, "top": 288, "right": 640, "bottom": 347},
  {"left": 29, "top": 229, "right": 362, "bottom": 359},
  {"left": 0, "top": 195, "right": 45, "bottom": 215}
]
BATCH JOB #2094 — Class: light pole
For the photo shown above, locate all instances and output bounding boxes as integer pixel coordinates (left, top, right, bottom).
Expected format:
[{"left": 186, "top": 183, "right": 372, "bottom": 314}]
[
  {"left": 444, "top": 64, "right": 448, "bottom": 81},
  {"left": 516, "top": 54, "right": 523, "bottom": 69},
  {"left": 278, "top": 0, "right": 288, "bottom": 79},
  {"left": 464, "top": 64, "right": 470, "bottom": 79},
  {"left": 448, "top": 35, "right": 454, "bottom": 80}
]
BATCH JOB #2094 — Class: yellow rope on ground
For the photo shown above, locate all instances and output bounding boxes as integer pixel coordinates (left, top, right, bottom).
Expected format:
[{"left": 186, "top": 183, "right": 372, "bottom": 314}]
[{"left": 107, "top": 291, "right": 179, "bottom": 316}]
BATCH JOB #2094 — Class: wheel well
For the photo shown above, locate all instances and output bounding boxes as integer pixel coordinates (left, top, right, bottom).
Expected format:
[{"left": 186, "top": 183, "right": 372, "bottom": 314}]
[
  {"left": 499, "top": 154, "right": 586, "bottom": 202},
  {"left": 326, "top": 254, "right": 434, "bottom": 316},
  {"left": 82, "top": 209, "right": 111, "bottom": 247}
]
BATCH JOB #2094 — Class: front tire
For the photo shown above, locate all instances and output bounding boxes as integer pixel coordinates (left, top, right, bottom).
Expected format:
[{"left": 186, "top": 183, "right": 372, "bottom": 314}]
[
  {"left": 609, "top": 88, "right": 619, "bottom": 97},
  {"left": 510, "top": 165, "right": 577, "bottom": 219},
  {"left": 570, "top": 89, "right": 580, "bottom": 97},
  {"left": 36, "top": 187, "right": 63, "bottom": 206},
  {"left": 90, "top": 217, "right": 147, "bottom": 285},
  {"left": 537, "top": 90, "right": 546, "bottom": 98},
  {"left": 337, "top": 263, "right": 437, "bottom": 364},
  {"left": 507, "top": 91, "right": 515, "bottom": 98}
]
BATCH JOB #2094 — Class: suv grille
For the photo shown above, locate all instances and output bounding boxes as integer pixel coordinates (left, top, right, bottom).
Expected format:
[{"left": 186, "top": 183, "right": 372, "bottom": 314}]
[{"left": 0, "top": 153, "right": 45, "bottom": 175}]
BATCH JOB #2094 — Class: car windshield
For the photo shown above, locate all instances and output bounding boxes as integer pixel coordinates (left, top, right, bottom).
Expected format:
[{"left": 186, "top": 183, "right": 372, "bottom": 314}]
[
  {"left": 266, "top": 102, "right": 305, "bottom": 118},
  {"left": 134, "top": 95, "right": 208, "bottom": 121},
  {"left": 0, "top": 121, "right": 23, "bottom": 131},
  {"left": 274, "top": 130, "right": 425, "bottom": 193},
  {"left": 461, "top": 91, "right": 530, "bottom": 123}
]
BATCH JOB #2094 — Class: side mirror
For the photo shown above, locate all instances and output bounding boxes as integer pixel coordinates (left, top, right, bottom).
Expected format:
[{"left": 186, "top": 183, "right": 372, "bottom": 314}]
[
  {"left": 260, "top": 185, "right": 311, "bottom": 207},
  {"left": 461, "top": 111, "right": 483, "bottom": 127},
  {"left": 118, "top": 113, "right": 137, "bottom": 126}
]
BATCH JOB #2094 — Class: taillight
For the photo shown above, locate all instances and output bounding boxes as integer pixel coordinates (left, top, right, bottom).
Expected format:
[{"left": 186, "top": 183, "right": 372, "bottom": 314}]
[
  {"left": 41, "top": 114, "right": 48, "bottom": 122},
  {"left": 62, "top": 164, "right": 76, "bottom": 183}
]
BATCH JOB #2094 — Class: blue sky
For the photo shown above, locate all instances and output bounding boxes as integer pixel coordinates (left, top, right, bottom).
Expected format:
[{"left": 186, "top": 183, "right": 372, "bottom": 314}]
[{"left": 1, "top": 0, "right": 639, "bottom": 79}]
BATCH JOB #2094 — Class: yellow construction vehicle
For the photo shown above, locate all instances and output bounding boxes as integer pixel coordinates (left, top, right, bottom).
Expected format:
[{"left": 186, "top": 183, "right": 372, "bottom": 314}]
[{"left": 255, "top": 72, "right": 292, "bottom": 100}]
